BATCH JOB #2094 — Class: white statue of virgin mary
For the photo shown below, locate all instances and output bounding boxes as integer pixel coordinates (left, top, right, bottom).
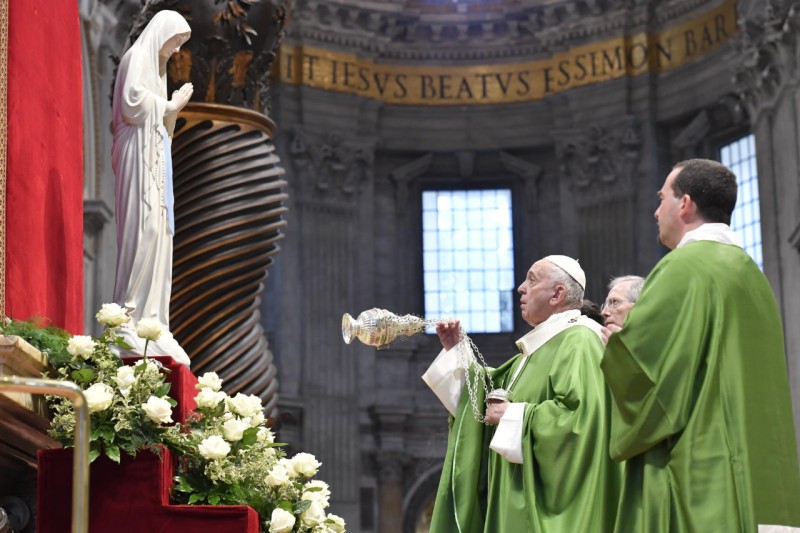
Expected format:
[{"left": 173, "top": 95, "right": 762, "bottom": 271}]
[{"left": 111, "top": 10, "right": 193, "bottom": 365}]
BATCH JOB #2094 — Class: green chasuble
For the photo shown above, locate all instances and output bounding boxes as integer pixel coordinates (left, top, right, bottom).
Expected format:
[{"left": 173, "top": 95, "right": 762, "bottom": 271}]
[
  {"left": 602, "top": 241, "right": 800, "bottom": 532},
  {"left": 430, "top": 324, "right": 621, "bottom": 533}
]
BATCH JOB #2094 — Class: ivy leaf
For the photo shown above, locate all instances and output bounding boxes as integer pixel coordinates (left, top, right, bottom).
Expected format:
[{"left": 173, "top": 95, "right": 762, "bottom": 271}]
[
  {"left": 208, "top": 494, "right": 220, "bottom": 505},
  {"left": 106, "top": 445, "right": 121, "bottom": 463},
  {"left": 88, "top": 447, "right": 101, "bottom": 463},
  {"left": 156, "top": 383, "right": 171, "bottom": 397},
  {"left": 101, "top": 427, "right": 116, "bottom": 443},
  {"left": 293, "top": 499, "right": 311, "bottom": 515},
  {"left": 188, "top": 493, "right": 206, "bottom": 504},
  {"left": 210, "top": 401, "right": 226, "bottom": 417},
  {"left": 277, "top": 501, "right": 293, "bottom": 512},
  {"left": 241, "top": 427, "right": 258, "bottom": 447},
  {"left": 70, "top": 368, "right": 95, "bottom": 384},
  {"left": 173, "top": 475, "right": 194, "bottom": 493},
  {"left": 115, "top": 337, "right": 133, "bottom": 350}
]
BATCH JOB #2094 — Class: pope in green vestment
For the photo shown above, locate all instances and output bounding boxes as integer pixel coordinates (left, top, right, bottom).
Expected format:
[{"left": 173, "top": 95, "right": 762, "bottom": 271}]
[
  {"left": 602, "top": 160, "right": 800, "bottom": 532},
  {"left": 423, "top": 256, "right": 621, "bottom": 532}
]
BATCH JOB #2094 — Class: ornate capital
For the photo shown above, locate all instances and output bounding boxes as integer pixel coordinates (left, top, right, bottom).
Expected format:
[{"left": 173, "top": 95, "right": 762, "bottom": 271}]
[
  {"left": 288, "top": 130, "right": 375, "bottom": 203},
  {"left": 732, "top": 1, "right": 800, "bottom": 119},
  {"left": 554, "top": 115, "right": 642, "bottom": 207}
]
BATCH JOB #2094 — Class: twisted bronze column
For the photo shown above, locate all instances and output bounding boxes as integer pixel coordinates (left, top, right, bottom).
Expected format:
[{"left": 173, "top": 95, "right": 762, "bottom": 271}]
[{"left": 170, "top": 103, "right": 286, "bottom": 415}]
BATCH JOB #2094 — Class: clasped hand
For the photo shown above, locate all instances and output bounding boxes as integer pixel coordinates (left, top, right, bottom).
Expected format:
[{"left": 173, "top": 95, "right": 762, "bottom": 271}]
[
  {"left": 167, "top": 83, "right": 193, "bottom": 113},
  {"left": 600, "top": 323, "right": 622, "bottom": 345}
]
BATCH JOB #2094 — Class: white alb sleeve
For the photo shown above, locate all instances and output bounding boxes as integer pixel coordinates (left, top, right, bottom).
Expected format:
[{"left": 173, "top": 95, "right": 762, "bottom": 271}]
[
  {"left": 421, "top": 339, "right": 472, "bottom": 417},
  {"left": 489, "top": 402, "right": 526, "bottom": 464}
]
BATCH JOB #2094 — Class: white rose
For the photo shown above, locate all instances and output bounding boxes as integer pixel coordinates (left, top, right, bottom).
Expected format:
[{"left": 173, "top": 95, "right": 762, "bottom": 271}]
[
  {"left": 269, "top": 508, "right": 295, "bottom": 533},
  {"left": 67, "top": 335, "right": 96, "bottom": 359},
  {"left": 198, "top": 435, "right": 231, "bottom": 460},
  {"left": 222, "top": 418, "right": 249, "bottom": 442},
  {"left": 141, "top": 396, "right": 173, "bottom": 424},
  {"left": 249, "top": 411, "right": 265, "bottom": 427},
  {"left": 135, "top": 318, "right": 163, "bottom": 341},
  {"left": 195, "top": 388, "right": 226, "bottom": 409},
  {"left": 324, "top": 513, "right": 346, "bottom": 533},
  {"left": 141, "top": 360, "right": 161, "bottom": 377},
  {"left": 278, "top": 458, "right": 297, "bottom": 479},
  {"left": 265, "top": 463, "right": 290, "bottom": 487},
  {"left": 302, "top": 488, "right": 330, "bottom": 508},
  {"left": 291, "top": 452, "right": 321, "bottom": 477},
  {"left": 114, "top": 366, "right": 137, "bottom": 397},
  {"left": 256, "top": 427, "right": 275, "bottom": 443},
  {"left": 303, "top": 480, "right": 331, "bottom": 506},
  {"left": 84, "top": 383, "right": 114, "bottom": 413},
  {"left": 227, "top": 393, "right": 262, "bottom": 418},
  {"left": 300, "top": 500, "right": 326, "bottom": 528},
  {"left": 95, "top": 303, "right": 128, "bottom": 327},
  {"left": 263, "top": 447, "right": 277, "bottom": 460},
  {"left": 196, "top": 372, "right": 223, "bottom": 392}
]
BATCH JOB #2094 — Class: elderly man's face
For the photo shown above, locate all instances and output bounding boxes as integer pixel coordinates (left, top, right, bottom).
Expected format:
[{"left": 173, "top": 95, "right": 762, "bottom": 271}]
[
  {"left": 601, "top": 280, "right": 636, "bottom": 327},
  {"left": 517, "top": 260, "right": 559, "bottom": 327}
]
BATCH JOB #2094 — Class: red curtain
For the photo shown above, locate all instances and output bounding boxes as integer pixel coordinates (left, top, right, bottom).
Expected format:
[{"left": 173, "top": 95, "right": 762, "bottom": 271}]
[{"left": 4, "top": 0, "right": 83, "bottom": 333}]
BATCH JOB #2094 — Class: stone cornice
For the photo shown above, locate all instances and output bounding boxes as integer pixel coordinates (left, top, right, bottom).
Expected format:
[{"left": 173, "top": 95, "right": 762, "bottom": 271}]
[{"left": 289, "top": 0, "right": 725, "bottom": 61}]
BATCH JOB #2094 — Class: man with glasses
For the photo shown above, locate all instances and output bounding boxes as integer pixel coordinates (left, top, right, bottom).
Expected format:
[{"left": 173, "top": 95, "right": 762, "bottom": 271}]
[
  {"left": 601, "top": 159, "right": 800, "bottom": 532},
  {"left": 599, "top": 275, "right": 644, "bottom": 344}
]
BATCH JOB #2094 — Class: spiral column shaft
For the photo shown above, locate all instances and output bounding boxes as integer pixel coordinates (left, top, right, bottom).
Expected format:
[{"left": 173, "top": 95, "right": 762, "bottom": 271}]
[{"left": 170, "top": 103, "right": 286, "bottom": 415}]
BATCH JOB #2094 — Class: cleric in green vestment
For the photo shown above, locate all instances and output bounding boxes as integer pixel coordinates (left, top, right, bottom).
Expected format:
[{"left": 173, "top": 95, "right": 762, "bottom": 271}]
[
  {"left": 602, "top": 159, "right": 800, "bottom": 532},
  {"left": 423, "top": 255, "right": 621, "bottom": 532}
]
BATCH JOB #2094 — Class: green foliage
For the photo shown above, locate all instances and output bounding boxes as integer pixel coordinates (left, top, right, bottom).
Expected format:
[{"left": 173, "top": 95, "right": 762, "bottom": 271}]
[
  {"left": 165, "top": 382, "right": 344, "bottom": 531},
  {"left": 46, "top": 322, "right": 176, "bottom": 464},
  {"left": 0, "top": 317, "right": 71, "bottom": 367}
]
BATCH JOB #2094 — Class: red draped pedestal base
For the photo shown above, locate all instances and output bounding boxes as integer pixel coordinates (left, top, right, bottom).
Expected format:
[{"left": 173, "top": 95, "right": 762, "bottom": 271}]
[
  {"left": 37, "top": 448, "right": 259, "bottom": 532},
  {"left": 36, "top": 357, "right": 259, "bottom": 532}
]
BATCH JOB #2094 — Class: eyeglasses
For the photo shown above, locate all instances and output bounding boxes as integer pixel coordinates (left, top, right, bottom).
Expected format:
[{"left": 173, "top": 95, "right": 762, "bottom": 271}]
[{"left": 601, "top": 298, "right": 630, "bottom": 311}]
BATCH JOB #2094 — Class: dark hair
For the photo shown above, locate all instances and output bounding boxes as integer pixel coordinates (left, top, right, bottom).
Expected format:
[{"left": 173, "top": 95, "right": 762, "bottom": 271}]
[
  {"left": 671, "top": 159, "right": 738, "bottom": 225},
  {"left": 580, "top": 299, "right": 604, "bottom": 325}
]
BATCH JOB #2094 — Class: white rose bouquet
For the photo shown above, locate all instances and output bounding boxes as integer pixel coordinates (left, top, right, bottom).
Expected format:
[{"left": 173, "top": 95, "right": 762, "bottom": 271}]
[
  {"left": 46, "top": 305, "right": 176, "bottom": 463},
  {"left": 169, "top": 372, "right": 345, "bottom": 532},
  {"left": 3, "top": 311, "right": 346, "bottom": 531}
]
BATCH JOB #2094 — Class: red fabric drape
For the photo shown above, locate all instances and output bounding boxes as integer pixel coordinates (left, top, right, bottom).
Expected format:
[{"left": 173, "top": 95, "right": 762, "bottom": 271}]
[
  {"left": 4, "top": 0, "right": 83, "bottom": 332},
  {"left": 38, "top": 449, "right": 260, "bottom": 533}
]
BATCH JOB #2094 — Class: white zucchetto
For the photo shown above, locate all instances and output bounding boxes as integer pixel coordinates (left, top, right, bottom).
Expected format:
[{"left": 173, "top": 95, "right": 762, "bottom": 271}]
[{"left": 543, "top": 255, "right": 586, "bottom": 290}]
